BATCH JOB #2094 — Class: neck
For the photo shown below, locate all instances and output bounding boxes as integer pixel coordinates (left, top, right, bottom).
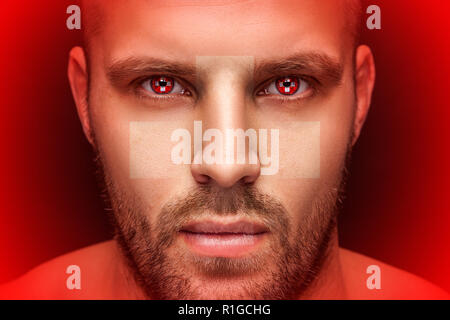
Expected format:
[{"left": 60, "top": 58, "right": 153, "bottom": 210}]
[
  {"left": 299, "top": 231, "right": 347, "bottom": 299},
  {"left": 110, "top": 240, "right": 147, "bottom": 299}
]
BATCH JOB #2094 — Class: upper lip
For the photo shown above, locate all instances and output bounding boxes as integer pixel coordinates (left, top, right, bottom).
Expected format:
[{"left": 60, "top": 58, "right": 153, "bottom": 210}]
[{"left": 180, "top": 219, "right": 269, "bottom": 235}]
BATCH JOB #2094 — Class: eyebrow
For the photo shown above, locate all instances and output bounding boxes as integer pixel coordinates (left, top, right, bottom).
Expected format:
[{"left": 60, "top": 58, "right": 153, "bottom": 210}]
[
  {"left": 106, "top": 57, "right": 197, "bottom": 86},
  {"left": 254, "top": 52, "right": 344, "bottom": 86},
  {"left": 106, "top": 52, "right": 344, "bottom": 87}
]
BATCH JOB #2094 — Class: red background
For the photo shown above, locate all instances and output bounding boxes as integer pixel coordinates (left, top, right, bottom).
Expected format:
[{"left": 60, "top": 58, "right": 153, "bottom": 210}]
[{"left": 0, "top": 0, "right": 449, "bottom": 293}]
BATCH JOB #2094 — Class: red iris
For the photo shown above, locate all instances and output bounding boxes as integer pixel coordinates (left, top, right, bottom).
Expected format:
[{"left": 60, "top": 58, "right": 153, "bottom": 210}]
[
  {"left": 276, "top": 77, "right": 299, "bottom": 95},
  {"left": 151, "top": 76, "right": 175, "bottom": 94}
]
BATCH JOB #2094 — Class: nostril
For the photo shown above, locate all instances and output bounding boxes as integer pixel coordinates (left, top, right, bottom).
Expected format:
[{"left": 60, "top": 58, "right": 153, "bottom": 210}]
[
  {"left": 191, "top": 159, "right": 261, "bottom": 188},
  {"left": 243, "top": 175, "right": 257, "bottom": 184},
  {"left": 193, "top": 172, "right": 210, "bottom": 184}
]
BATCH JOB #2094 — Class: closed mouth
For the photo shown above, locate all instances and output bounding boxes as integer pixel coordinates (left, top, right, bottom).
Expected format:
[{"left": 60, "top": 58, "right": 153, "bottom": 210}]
[{"left": 179, "top": 219, "right": 269, "bottom": 258}]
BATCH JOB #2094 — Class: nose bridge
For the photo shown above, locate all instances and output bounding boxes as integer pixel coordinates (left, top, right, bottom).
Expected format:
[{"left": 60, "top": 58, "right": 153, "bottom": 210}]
[
  {"left": 191, "top": 56, "right": 260, "bottom": 188},
  {"left": 197, "top": 56, "right": 251, "bottom": 129}
]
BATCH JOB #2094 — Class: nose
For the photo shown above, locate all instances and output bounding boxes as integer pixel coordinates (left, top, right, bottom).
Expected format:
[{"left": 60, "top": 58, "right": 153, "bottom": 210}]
[
  {"left": 192, "top": 159, "right": 260, "bottom": 188},
  {"left": 190, "top": 117, "right": 261, "bottom": 188},
  {"left": 190, "top": 57, "right": 260, "bottom": 188}
]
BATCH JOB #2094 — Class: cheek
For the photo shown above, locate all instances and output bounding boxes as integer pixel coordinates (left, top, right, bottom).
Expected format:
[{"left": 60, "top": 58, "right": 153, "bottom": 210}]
[
  {"left": 319, "top": 84, "right": 355, "bottom": 181},
  {"left": 255, "top": 81, "right": 355, "bottom": 223},
  {"left": 88, "top": 84, "right": 196, "bottom": 219}
]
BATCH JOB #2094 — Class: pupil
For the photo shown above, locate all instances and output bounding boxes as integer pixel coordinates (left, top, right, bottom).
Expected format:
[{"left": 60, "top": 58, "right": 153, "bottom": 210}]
[
  {"left": 283, "top": 81, "right": 291, "bottom": 87},
  {"left": 159, "top": 80, "right": 167, "bottom": 87}
]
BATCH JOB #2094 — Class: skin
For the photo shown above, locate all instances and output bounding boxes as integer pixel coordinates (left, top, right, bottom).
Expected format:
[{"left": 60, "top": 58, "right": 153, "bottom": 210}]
[{"left": 0, "top": 0, "right": 448, "bottom": 299}]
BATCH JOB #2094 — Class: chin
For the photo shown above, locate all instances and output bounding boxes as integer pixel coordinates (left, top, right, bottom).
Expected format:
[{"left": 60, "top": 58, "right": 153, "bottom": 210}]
[{"left": 179, "top": 277, "right": 268, "bottom": 300}]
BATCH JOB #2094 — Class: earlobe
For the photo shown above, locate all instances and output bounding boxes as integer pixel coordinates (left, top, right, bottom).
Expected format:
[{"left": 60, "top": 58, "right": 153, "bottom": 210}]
[
  {"left": 352, "top": 45, "right": 376, "bottom": 146},
  {"left": 67, "top": 46, "right": 94, "bottom": 146}
]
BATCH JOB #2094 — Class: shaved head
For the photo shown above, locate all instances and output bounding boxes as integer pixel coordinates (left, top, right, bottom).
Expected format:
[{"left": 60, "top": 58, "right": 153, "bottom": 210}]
[{"left": 81, "top": 0, "right": 363, "bottom": 59}]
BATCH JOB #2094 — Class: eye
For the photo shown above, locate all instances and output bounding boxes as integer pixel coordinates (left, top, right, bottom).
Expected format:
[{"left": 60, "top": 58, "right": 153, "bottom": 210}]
[
  {"left": 260, "top": 76, "right": 311, "bottom": 97},
  {"left": 141, "top": 76, "right": 187, "bottom": 96}
]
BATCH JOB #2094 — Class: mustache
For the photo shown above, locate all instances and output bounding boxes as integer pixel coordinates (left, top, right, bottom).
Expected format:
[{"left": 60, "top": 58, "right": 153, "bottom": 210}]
[{"left": 155, "top": 184, "right": 291, "bottom": 248}]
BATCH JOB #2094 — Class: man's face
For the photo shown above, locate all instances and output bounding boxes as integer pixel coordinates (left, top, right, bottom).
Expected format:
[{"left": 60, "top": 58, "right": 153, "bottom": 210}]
[{"left": 84, "top": 0, "right": 358, "bottom": 299}]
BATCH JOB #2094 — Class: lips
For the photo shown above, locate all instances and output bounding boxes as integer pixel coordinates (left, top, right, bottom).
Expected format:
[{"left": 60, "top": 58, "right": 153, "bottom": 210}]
[
  {"left": 179, "top": 219, "right": 269, "bottom": 258},
  {"left": 180, "top": 220, "right": 268, "bottom": 235}
]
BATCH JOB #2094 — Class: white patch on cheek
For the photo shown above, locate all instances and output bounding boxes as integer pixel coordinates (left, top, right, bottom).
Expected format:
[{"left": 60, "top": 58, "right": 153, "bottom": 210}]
[
  {"left": 130, "top": 121, "right": 190, "bottom": 179},
  {"left": 277, "top": 122, "right": 321, "bottom": 179},
  {"left": 129, "top": 121, "right": 320, "bottom": 179}
]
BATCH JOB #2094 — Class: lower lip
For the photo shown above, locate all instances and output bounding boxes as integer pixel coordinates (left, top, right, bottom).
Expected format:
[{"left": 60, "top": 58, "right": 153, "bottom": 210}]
[{"left": 180, "top": 231, "right": 267, "bottom": 258}]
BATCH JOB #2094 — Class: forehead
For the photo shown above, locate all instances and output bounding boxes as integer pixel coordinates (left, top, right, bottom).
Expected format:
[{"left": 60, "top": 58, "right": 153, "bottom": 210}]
[{"left": 88, "top": 0, "right": 353, "bottom": 67}]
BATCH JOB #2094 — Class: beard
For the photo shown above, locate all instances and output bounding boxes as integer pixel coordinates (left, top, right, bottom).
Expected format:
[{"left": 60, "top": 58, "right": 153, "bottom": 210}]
[{"left": 94, "top": 151, "right": 347, "bottom": 300}]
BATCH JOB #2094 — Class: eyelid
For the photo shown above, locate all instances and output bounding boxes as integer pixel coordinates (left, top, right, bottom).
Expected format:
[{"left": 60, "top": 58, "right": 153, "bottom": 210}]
[
  {"left": 133, "top": 74, "right": 317, "bottom": 102},
  {"left": 136, "top": 75, "right": 195, "bottom": 99},
  {"left": 256, "top": 75, "right": 316, "bottom": 100}
]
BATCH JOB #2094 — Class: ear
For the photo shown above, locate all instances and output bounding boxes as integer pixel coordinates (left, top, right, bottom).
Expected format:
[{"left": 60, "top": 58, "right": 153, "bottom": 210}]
[
  {"left": 67, "top": 46, "right": 94, "bottom": 146},
  {"left": 352, "top": 45, "right": 376, "bottom": 146}
]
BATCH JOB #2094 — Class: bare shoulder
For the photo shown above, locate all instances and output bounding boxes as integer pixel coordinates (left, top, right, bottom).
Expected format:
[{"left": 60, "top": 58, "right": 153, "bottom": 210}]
[
  {"left": 0, "top": 240, "right": 120, "bottom": 299},
  {"left": 339, "top": 247, "right": 450, "bottom": 300}
]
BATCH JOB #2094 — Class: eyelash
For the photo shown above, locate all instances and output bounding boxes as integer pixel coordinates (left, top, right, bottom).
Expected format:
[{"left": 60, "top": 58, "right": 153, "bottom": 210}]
[
  {"left": 134, "top": 76, "right": 192, "bottom": 102},
  {"left": 134, "top": 75, "right": 318, "bottom": 103},
  {"left": 256, "top": 76, "right": 318, "bottom": 102}
]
